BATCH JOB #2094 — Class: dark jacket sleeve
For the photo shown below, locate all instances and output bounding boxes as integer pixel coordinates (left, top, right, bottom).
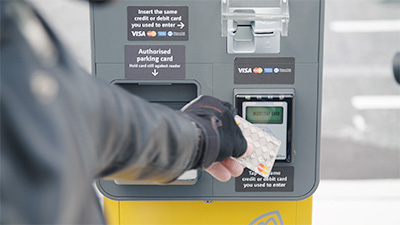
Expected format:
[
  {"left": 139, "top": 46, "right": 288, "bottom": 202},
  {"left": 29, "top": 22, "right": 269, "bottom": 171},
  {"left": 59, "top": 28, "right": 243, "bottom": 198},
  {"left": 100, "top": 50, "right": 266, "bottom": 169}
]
[
  {"left": 84, "top": 80, "right": 200, "bottom": 182},
  {"left": 1, "top": 1, "right": 200, "bottom": 224},
  {"left": 3, "top": 9, "right": 199, "bottom": 184}
]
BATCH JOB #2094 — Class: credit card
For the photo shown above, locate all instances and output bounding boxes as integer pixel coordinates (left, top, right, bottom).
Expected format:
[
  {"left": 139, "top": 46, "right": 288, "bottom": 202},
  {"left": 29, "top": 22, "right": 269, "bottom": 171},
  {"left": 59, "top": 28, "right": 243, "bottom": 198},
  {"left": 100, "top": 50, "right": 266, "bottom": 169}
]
[{"left": 233, "top": 116, "right": 281, "bottom": 178}]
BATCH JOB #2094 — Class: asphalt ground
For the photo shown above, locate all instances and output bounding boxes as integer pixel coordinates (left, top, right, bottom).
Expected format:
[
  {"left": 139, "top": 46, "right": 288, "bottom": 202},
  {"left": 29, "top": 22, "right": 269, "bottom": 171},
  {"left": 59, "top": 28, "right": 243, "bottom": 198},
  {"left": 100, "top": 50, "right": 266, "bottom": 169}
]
[{"left": 321, "top": 0, "right": 400, "bottom": 179}]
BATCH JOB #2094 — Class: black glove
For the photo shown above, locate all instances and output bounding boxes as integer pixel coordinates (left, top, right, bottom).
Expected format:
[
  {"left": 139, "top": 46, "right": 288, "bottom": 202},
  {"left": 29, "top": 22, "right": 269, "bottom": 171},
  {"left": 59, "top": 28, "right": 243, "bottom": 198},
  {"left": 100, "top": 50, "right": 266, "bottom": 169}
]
[{"left": 181, "top": 95, "right": 247, "bottom": 169}]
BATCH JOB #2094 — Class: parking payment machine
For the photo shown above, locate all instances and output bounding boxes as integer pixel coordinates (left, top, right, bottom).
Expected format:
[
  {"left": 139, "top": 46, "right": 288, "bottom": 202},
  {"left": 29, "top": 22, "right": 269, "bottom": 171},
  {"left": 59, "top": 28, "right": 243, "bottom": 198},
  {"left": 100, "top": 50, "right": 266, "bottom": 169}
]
[{"left": 91, "top": 0, "right": 324, "bottom": 224}]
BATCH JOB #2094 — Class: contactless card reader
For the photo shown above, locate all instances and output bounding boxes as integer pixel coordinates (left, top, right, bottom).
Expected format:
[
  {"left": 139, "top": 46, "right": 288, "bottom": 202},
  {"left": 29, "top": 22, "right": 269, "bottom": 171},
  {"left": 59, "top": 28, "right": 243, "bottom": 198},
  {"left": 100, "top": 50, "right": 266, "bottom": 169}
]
[{"left": 235, "top": 89, "right": 294, "bottom": 162}]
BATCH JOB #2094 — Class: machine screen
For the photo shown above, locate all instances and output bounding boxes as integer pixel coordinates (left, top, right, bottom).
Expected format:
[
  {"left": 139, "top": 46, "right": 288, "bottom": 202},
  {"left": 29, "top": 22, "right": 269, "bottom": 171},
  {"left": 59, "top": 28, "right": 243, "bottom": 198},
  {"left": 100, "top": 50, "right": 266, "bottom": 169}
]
[{"left": 246, "top": 107, "right": 283, "bottom": 124}]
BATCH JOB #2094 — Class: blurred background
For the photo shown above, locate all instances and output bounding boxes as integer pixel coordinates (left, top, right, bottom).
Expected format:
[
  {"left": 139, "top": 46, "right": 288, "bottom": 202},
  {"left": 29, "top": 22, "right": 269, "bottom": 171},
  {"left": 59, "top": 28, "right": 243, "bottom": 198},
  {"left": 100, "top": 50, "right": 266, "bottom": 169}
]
[{"left": 28, "top": 0, "right": 400, "bottom": 224}]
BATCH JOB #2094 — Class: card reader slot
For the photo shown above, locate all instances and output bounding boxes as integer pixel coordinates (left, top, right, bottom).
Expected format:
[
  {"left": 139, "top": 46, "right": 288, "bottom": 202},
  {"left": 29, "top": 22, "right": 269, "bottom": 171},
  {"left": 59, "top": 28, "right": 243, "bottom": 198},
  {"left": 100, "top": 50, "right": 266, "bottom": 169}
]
[{"left": 111, "top": 81, "right": 199, "bottom": 185}]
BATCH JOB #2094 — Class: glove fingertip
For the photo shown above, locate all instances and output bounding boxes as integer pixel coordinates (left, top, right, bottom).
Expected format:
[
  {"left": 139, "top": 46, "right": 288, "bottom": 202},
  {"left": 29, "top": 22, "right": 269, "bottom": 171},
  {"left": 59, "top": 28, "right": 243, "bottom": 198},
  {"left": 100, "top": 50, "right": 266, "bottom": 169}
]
[
  {"left": 222, "top": 101, "right": 236, "bottom": 116},
  {"left": 232, "top": 131, "right": 248, "bottom": 158}
]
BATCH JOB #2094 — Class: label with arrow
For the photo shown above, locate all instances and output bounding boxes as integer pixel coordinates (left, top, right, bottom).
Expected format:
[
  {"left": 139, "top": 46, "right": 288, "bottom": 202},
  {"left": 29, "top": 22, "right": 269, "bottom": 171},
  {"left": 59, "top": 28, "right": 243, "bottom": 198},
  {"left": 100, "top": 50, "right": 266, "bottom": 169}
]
[
  {"left": 125, "top": 45, "right": 185, "bottom": 80},
  {"left": 128, "top": 6, "right": 188, "bottom": 41}
]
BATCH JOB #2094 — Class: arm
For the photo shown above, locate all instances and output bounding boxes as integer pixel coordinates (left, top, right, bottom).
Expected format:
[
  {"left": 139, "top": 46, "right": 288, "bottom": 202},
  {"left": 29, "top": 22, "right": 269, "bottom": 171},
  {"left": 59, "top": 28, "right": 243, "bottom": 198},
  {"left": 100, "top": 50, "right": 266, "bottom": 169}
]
[
  {"left": 86, "top": 80, "right": 199, "bottom": 182},
  {"left": 1, "top": 2, "right": 247, "bottom": 224}
]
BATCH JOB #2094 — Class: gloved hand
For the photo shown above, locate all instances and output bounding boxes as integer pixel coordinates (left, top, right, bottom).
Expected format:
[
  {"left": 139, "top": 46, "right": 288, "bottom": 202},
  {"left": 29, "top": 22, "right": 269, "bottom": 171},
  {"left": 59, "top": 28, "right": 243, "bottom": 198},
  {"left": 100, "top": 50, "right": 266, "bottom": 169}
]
[{"left": 181, "top": 95, "right": 247, "bottom": 171}]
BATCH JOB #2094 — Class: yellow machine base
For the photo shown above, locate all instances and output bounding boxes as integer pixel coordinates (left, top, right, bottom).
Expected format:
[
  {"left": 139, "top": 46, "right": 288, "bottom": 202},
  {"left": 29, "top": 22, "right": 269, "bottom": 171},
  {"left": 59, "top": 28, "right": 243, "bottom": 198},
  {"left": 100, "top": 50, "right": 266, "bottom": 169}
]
[{"left": 104, "top": 196, "right": 313, "bottom": 225}]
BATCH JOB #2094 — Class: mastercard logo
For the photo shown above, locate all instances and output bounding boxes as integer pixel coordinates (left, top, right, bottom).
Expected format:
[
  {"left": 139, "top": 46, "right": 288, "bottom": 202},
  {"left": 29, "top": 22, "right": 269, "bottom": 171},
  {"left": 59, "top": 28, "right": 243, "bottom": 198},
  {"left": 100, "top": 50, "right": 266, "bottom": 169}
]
[
  {"left": 253, "top": 67, "right": 263, "bottom": 74},
  {"left": 257, "top": 163, "right": 269, "bottom": 175},
  {"left": 147, "top": 31, "right": 157, "bottom": 37}
]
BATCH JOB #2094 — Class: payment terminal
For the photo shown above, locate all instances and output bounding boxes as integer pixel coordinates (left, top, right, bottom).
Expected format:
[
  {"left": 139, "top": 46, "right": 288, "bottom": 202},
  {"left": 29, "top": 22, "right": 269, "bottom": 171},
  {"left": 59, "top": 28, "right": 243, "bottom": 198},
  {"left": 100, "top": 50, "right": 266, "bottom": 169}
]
[{"left": 91, "top": 0, "right": 324, "bottom": 224}]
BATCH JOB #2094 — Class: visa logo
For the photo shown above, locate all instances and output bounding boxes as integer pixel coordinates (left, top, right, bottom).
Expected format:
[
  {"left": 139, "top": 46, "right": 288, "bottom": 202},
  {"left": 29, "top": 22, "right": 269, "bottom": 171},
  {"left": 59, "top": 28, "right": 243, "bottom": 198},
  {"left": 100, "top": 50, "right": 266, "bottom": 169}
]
[
  {"left": 131, "top": 31, "right": 146, "bottom": 37},
  {"left": 238, "top": 68, "right": 252, "bottom": 74}
]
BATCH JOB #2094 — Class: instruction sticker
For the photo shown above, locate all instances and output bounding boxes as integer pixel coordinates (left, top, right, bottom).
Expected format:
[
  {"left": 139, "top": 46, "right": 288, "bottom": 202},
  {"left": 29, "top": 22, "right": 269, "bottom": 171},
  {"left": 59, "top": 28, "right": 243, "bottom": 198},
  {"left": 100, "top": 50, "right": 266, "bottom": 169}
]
[
  {"left": 125, "top": 45, "right": 185, "bottom": 79},
  {"left": 235, "top": 167, "right": 294, "bottom": 192},
  {"left": 127, "top": 6, "right": 188, "bottom": 41},
  {"left": 234, "top": 57, "right": 295, "bottom": 84}
]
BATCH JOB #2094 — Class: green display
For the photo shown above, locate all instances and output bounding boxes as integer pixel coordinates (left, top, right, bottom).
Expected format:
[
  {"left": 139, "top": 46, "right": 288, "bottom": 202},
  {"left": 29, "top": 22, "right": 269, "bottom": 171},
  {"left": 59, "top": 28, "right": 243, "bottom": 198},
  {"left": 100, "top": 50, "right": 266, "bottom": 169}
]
[{"left": 246, "top": 107, "right": 283, "bottom": 124}]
